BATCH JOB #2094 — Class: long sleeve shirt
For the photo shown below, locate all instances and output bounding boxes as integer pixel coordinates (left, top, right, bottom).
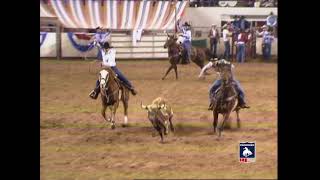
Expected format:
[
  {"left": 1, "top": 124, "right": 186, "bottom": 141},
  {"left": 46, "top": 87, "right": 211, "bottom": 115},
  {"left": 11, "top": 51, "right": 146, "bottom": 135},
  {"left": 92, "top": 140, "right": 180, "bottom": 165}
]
[
  {"left": 94, "top": 31, "right": 111, "bottom": 43},
  {"left": 182, "top": 28, "right": 192, "bottom": 42},
  {"left": 96, "top": 43, "right": 116, "bottom": 67},
  {"left": 199, "top": 60, "right": 235, "bottom": 79}
]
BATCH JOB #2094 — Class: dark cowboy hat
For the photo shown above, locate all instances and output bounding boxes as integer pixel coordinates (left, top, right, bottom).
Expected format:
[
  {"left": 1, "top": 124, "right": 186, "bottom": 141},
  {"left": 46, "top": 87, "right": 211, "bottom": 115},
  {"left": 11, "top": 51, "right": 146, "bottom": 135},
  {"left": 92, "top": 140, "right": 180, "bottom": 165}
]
[
  {"left": 95, "top": 26, "right": 102, "bottom": 30},
  {"left": 233, "top": 15, "right": 239, "bottom": 18},
  {"left": 240, "top": 15, "right": 245, "bottom": 19},
  {"left": 184, "top": 22, "right": 190, "bottom": 26},
  {"left": 103, "top": 42, "right": 111, "bottom": 49}
]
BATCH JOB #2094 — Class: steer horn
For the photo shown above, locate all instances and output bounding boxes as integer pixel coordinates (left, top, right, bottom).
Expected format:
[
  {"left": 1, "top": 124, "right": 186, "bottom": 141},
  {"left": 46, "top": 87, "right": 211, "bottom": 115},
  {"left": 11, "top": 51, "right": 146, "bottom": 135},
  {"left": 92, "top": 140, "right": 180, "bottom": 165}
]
[{"left": 141, "top": 102, "right": 147, "bottom": 109}]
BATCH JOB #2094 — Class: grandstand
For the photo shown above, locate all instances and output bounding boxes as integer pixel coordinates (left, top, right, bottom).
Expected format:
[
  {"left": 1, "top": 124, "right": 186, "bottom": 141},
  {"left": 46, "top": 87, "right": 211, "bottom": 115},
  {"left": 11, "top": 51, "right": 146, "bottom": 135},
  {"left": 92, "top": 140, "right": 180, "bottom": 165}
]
[{"left": 40, "top": 0, "right": 277, "bottom": 59}]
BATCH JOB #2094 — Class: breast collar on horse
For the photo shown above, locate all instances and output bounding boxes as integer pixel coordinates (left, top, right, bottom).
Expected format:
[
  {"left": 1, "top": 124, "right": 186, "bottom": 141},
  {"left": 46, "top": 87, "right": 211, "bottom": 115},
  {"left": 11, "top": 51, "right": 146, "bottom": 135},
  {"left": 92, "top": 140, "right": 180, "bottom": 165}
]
[{"left": 101, "top": 68, "right": 122, "bottom": 102}]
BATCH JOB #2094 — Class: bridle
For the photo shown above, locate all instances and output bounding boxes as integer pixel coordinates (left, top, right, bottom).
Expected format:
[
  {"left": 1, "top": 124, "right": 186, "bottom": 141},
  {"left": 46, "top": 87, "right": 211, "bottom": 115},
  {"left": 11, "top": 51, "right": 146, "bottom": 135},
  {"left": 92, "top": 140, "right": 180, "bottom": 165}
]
[
  {"left": 99, "top": 70, "right": 121, "bottom": 101},
  {"left": 99, "top": 72, "right": 109, "bottom": 96}
]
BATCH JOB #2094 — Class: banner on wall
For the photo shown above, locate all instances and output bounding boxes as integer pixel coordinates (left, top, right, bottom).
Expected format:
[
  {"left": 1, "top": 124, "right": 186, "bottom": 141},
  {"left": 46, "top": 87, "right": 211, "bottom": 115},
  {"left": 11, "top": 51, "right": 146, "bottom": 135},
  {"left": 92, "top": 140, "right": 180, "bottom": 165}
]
[
  {"left": 67, "top": 32, "right": 95, "bottom": 52},
  {"left": 40, "top": 32, "right": 47, "bottom": 47}
]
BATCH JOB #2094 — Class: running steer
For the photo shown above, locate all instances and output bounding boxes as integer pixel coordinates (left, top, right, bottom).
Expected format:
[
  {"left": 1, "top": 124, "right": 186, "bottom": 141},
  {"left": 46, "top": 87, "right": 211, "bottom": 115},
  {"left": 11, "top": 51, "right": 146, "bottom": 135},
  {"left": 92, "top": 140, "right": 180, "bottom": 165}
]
[{"left": 141, "top": 97, "right": 174, "bottom": 142}]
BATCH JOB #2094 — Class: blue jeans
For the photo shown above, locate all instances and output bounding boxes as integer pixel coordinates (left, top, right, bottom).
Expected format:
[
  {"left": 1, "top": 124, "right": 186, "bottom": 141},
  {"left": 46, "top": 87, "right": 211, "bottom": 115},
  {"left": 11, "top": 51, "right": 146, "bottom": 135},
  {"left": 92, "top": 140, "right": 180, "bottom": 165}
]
[
  {"left": 236, "top": 43, "right": 245, "bottom": 63},
  {"left": 95, "top": 66, "right": 133, "bottom": 89},
  {"left": 224, "top": 41, "right": 230, "bottom": 60},
  {"left": 210, "top": 38, "right": 218, "bottom": 58},
  {"left": 209, "top": 79, "right": 245, "bottom": 103},
  {"left": 182, "top": 41, "right": 192, "bottom": 62},
  {"left": 263, "top": 43, "right": 272, "bottom": 60}
]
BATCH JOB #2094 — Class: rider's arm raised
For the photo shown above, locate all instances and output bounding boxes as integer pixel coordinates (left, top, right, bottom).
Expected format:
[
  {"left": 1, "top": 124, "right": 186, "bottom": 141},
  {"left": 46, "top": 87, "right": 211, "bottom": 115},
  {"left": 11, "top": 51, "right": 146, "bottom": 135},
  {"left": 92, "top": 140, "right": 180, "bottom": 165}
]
[{"left": 199, "top": 61, "right": 214, "bottom": 78}]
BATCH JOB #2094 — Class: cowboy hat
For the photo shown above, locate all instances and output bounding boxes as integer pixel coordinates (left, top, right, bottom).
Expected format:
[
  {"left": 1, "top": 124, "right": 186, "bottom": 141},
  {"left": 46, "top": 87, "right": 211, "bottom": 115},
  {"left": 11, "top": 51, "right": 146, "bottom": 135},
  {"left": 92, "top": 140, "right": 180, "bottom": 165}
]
[
  {"left": 222, "top": 24, "right": 229, "bottom": 29},
  {"left": 103, "top": 42, "right": 111, "bottom": 49},
  {"left": 184, "top": 22, "right": 190, "bottom": 26}
]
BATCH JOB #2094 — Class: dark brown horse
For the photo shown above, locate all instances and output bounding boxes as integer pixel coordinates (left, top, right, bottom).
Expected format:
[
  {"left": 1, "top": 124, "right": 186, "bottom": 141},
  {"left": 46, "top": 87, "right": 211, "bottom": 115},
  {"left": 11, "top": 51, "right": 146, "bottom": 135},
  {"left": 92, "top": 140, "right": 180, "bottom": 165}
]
[
  {"left": 210, "top": 63, "right": 241, "bottom": 137},
  {"left": 99, "top": 68, "right": 130, "bottom": 129},
  {"left": 162, "top": 34, "right": 180, "bottom": 80},
  {"left": 162, "top": 34, "right": 210, "bottom": 80}
]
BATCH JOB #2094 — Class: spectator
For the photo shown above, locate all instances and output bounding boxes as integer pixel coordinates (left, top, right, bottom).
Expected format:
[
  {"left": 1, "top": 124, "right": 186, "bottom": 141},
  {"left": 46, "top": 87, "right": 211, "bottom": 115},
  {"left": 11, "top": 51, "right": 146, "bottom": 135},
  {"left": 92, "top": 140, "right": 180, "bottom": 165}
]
[
  {"left": 257, "top": 25, "right": 274, "bottom": 60},
  {"left": 236, "top": 29, "right": 247, "bottom": 63},
  {"left": 239, "top": 16, "right": 250, "bottom": 31},
  {"left": 266, "top": 11, "right": 277, "bottom": 35},
  {"left": 261, "top": 0, "right": 275, "bottom": 7},
  {"left": 247, "top": 27, "right": 257, "bottom": 59},
  {"left": 208, "top": 24, "right": 220, "bottom": 58},
  {"left": 248, "top": 0, "right": 255, "bottom": 7},
  {"left": 232, "top": 15, "right": 241, "bottom": 31},
  {"left": 222, "top": 23, "right": 232, "bottom": 60},
  {"left": 262, "top": 29, "right": 274, "bottom": 60}
]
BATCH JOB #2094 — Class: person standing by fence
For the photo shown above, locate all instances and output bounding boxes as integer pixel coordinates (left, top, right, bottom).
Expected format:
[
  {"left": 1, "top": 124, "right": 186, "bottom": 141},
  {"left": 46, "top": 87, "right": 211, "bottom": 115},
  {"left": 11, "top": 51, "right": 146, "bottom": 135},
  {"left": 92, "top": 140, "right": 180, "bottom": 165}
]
[
  {"left": 247, "top": 27, "right": 257, "bottom": 59},
  {"left": 236, "top": 29, "right": 248, "bottom": 63},
  {"left": 257, "top": 25, "right": 274, "bottom": 60},
  {"left": 222, "top": 23, "right": 232, "bottom": 61},
  {"left": 208, "top": 24, "right": 220, "bottom": 58}
]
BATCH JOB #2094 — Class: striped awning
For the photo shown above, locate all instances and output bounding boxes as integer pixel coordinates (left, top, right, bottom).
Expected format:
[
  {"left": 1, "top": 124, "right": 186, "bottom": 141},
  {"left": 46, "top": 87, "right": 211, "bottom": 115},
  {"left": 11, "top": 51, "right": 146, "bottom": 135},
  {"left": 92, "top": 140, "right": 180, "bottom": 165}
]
[{"left": 40, "top": 0, "right": 188, "bottom": 30}]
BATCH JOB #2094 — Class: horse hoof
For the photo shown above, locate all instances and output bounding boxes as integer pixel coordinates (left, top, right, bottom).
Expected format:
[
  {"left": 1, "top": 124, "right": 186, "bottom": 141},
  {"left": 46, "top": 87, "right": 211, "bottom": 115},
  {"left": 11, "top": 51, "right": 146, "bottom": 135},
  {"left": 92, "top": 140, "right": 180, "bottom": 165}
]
[
  {"left": 121, "top": 124, "right": 128, "bottom": 128},
  {"left": 111, "top": 124, "right": 116, "bottom": 129}
]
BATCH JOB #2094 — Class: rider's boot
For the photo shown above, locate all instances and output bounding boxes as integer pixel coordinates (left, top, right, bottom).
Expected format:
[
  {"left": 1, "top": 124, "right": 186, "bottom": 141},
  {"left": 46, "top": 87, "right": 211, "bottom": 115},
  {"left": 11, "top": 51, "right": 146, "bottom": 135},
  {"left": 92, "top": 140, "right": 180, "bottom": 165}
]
[
  {"left": 238, "top": 97, "right": 250, "bottom": 109},
  {"left": 89, "top": 86, "right": 100, "bottom": 99},
  {"left": 130, "top": 87, "right": 137, "bottom": 96},
  {"left": 208, "top": 97, "right": 216, "bottom": 110}
]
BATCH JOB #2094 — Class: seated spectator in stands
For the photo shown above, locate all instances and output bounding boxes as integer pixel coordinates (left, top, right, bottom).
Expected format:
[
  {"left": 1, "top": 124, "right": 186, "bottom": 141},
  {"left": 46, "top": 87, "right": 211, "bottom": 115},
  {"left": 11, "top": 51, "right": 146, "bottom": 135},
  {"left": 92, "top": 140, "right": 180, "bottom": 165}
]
[
  {"left": 236, "top": 29, "right": 248, "bottom": 63},
  {"left": 210, "top": 0, "right": 218, "bottom": 6},
  {"left": 261, "top": 0, "right": 275, "bottom": 7},
  {"left": 208, "top": 24, "right": 220, "bottom": 58},
  {"left": 222, "top": 23, "right": 232, "bottom": 61},
  {"left": 248, "top": 0, "right": 255, "bottom": 7}
]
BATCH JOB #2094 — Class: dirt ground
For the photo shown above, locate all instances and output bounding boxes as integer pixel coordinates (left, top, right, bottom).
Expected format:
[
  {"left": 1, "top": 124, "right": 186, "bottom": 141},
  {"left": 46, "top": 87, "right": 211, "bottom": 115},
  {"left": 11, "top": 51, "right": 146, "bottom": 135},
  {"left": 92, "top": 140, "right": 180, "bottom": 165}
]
[{"left": 40, "top": 59, "right": 277, "bottom": 180}]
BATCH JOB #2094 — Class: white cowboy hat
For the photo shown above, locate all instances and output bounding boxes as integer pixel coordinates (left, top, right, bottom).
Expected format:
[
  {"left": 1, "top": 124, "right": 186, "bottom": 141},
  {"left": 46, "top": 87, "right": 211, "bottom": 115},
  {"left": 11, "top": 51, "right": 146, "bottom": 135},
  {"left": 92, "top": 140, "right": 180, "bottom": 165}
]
[{"left": 222, "top": 24, "right": 228, "bottom": 29}]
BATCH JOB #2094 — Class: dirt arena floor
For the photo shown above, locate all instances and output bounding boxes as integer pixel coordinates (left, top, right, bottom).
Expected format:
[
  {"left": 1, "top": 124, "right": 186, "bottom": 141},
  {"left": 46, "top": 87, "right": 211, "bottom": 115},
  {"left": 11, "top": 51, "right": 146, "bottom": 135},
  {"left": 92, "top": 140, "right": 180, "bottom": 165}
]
[{"left": 40, "top": 59, "right": 277, "bottom": 180}]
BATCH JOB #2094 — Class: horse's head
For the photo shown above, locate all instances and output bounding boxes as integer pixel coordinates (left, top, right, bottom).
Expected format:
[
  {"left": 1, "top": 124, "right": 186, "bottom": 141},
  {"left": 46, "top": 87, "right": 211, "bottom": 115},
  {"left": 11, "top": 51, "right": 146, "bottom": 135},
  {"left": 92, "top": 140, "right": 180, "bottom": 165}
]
[
  {"left": 220, "top": 67, "right": 233, "bottom": 85},
  {"left": 99, "top": 69, "right": 109, "bottom": 90},
  {"left": 164, "top": 33, "right": 177, "bottom": 49}
]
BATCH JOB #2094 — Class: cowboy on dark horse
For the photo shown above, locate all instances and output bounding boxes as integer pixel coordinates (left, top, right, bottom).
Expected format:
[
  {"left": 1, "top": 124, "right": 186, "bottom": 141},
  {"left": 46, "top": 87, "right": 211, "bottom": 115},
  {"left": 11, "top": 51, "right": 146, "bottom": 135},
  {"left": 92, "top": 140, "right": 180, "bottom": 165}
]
[
  {"left": 199, "top": 59, "right": 250, "bottom": 110},
  {"left": 178, "top": 22, "right": 192, "bottom": 64},
  {"left": 89, "top": 41, "right": 137, "bottom": 99}
]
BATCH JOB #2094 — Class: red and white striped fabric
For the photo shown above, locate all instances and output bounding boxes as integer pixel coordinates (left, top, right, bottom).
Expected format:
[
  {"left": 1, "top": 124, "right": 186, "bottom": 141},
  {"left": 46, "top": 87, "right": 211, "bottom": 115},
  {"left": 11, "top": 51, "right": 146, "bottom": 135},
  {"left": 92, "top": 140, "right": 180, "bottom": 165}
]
[{"left": 40, "top": 0, "right": 187, "bottom": 30}]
